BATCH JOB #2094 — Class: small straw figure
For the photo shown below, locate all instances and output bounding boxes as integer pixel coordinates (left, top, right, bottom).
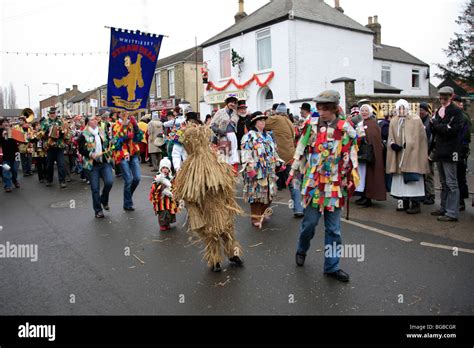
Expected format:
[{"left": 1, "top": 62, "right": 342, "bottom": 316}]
[
  {"left": 174, "top": 124, "right": 244, "bottom": 272},
  {"left": 149, "top": 157, "right": 178, "bottom": 231}
]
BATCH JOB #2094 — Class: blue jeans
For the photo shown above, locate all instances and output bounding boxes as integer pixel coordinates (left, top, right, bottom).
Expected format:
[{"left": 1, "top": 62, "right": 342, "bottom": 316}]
[
  {"left": 46, "top": 147, "right": 66, "bottom": 183},
  {"left": 290, "top": 175, "right": 304, "bottom": 214},
  {"left": 86, "top": 162, "right": 114, "bottom": 214},
  {"left": 2, "top": 160, "right": 19, "bottom": 189},
  {"left": 297, "top": 205, "right": 342, "bottom": 273},
  {"left": 438, "top": 161, "right": 459, "bottom": 219},
  {"left": 120, "top": 155, "right": 141, "bottom": 209},
  {"left": 20, "top": 153, "right": 32, "bottom": 175}
]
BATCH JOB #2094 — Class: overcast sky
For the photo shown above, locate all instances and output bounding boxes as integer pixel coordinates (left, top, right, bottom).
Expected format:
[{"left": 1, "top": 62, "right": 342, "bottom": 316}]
[{"left": 0, "top": 0, "right": 465, "bottom": 110}]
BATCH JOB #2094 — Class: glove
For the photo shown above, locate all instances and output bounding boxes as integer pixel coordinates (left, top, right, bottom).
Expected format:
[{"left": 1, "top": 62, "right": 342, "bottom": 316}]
[
  {"left": 391, "top": 143, "right": 403, "bottom": 152},
  {"left": 130, "top": 116, "right": 138, "bottom": 126}
]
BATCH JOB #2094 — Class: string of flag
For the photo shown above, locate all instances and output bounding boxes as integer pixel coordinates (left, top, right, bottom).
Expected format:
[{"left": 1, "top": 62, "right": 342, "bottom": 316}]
[{"left": 0, "top": 51, "right": 109, "bottom": 56}]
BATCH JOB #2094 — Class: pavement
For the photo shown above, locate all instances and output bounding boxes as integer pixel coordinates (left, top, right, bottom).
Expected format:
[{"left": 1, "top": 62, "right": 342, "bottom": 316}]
[{"left": 0, "top": 158, "right": 473, "bottom": 316}]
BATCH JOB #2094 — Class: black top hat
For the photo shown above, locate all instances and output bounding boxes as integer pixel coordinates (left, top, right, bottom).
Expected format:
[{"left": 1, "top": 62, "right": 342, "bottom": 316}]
[
  {"left": 237, "top": 100, "right": 248, "bottom": 108},
  {"left": 250, "top": 111, "right": 268, "bottom": 125},
  {"left": 48, "top": 107, "right": 57, "bottom": 114},
  {"left": 300, "top": 103, "right": 311, "bottom": 113}
]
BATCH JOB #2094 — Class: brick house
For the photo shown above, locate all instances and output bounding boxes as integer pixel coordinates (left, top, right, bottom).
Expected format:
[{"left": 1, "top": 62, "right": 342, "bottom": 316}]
[
  {"left": 39, "top": 85, "right": 82, "bottom": 118},
  {"left": 149, "top": 46, "right": 204, "bottom": 113}
]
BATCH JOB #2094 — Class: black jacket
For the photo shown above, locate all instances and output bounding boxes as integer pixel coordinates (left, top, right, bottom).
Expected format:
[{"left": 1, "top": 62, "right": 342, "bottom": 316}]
[
  {"left": 0, "top": 129, "right": 19, "bottom": 162},
  {"left": 236, "top": 115, "right": 252, "bottom": 147},
  {"left": 431, "top": 103, "right": 464, "bottom": 162}
]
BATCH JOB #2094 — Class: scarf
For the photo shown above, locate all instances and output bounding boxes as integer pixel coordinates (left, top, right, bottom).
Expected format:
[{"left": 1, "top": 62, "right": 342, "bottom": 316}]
[{"left": 89, "top": 126, "right": 103, "bottom": 158}]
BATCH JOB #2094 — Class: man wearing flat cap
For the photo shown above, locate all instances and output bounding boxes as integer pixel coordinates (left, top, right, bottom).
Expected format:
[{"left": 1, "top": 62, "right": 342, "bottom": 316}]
[
  {"left": 290, "top": 90, "right": 359, "bottom": 282},
  {"left": 429, "top": 86, "right": 464, "bottom": 222}
]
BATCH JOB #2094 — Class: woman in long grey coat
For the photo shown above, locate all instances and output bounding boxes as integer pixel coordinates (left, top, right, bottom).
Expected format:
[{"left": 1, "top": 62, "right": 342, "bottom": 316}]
[
  {"left": 147, "top": 116, "right": 165, "bottom": 171},
  {"left": 386, "top": 99, "right": 430, "bottom": 214}
]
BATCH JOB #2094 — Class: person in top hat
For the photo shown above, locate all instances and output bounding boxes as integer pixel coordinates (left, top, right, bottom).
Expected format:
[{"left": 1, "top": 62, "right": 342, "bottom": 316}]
[
  {"left": 300, "top": 103, "right": 312, "bottom": 122},
  {"left": 236, "top": 100, "right": 251, "bottom": 146},
  {"left": 290, "top": 90, "right": 360, "bottom": 282},
  {"left": 429, "top": 86, "right": 464, "bottom": 222},
  {"left": 210, "top": 96, "right": 240, "bottom": 172},
  {"left": 241, "top": 111, "right": 280, "bottom": 229}
]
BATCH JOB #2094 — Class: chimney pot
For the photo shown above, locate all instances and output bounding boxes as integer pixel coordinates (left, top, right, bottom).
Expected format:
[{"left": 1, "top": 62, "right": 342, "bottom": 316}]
[
  {"left": 368, "top": 16, "right": 373, "bottom": 25},
  {"left": 73, "top": 85, "right": 78, "bottom": 90},
  {"left": 374, "top": 15, "right": 378, "bottom": 23}
]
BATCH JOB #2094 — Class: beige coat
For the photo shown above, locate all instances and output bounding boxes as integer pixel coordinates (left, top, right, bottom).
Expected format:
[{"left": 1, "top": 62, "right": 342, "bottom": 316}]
[
  {"left": 147, "top": 120, "right": 164, "bottom": 153},
  {"left": 386, "top": 114, "right": 430, "bottom": 175},
  {"left": 264, "top": 115, "right": 295, "bottom": 163}
]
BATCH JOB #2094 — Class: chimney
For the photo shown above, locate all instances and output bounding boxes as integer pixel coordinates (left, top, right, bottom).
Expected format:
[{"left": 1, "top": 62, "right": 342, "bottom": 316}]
[
  {"left": 73, "top": 85, "right": 78, "bottom": 90},
  {"left": 66, "top": 88, "right": 71, "bottom": 92},
  {"left": 234, "top": 0, "right": 247, "bottom": 23},
  {"left": 334, "top": 0, "right": 344, "bottom": 13},
  {"left": 366, "top": 15, "right": 381, "bottom": 45}
]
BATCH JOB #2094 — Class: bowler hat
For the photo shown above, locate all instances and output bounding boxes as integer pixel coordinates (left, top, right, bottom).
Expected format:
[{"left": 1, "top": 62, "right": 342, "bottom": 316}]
[{"left": 300, "top": 103, "right": 311, "bottom": 113}]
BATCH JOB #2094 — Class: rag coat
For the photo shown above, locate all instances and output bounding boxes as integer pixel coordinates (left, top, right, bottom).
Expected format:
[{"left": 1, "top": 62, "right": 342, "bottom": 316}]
[
  {"left": 147, "top": 120, "right": 164, "bottom": 154},
  {"left": 386, "top": 114, "right": 430, "bottom": 175},
  {"left": 264, "top": 115, "right": 295, "bottom": 164},
  {"left": 360, "top": 118, "right": 386, "bottom": 200}
]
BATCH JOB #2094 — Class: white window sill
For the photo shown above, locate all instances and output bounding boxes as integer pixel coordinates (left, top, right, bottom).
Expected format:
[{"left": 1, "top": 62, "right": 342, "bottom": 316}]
[{"left": 256, "top": 69, "right": 273, "bottom": 75}]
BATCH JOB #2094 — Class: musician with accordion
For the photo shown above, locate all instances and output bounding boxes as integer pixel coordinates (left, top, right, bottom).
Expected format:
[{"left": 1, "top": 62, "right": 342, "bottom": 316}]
[{"left": 40, "top": 107, "right": 70, "bottom": 188}]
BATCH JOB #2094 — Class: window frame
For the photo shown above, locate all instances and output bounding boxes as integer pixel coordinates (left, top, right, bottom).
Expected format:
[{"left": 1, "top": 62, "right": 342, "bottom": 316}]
[
  {"left": 168, "top": 68, "right": 175, "bottom": 97},
  {"left": 411, "top": 68, "right": 420, "bottom": 89},
  {"left": 219, "top": 41, "right": 231, "bottom": 79},
  {"left": 156, "top": 71, "right": 162, "bottom": 98},
  {"left": 381, "top": 64, "right": 391, "bottom": 85},
  {"left": 256, "top": 28, "right": 272, "bottom": 72}
]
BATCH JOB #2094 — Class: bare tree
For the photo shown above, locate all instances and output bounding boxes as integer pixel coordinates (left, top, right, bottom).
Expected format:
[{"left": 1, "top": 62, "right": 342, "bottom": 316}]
[
  {"left": 8, "top": 83, "right": 17, "bottom": 109},
  {"left": 0, "top": 87, "right": 4, "bottom": 109}
]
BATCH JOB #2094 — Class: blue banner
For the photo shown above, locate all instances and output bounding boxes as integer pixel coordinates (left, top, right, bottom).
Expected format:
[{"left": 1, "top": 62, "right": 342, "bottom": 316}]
[{"left": 107, "top": 28, "right": 163, "bottom": 112}]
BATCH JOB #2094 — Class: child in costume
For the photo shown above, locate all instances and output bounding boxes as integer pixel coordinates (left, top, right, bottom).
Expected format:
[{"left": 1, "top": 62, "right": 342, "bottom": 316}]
[{"left": 149, "top": 157, "right": 178, "bottom": 231}]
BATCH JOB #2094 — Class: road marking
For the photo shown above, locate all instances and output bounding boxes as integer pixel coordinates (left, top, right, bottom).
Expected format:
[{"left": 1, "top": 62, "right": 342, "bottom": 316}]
[
  {"left": 420, "top": 242, "right": 474, "bottom": 254},
  {"left": 342, "top": 218, "right": 413, "bottom": 242}
]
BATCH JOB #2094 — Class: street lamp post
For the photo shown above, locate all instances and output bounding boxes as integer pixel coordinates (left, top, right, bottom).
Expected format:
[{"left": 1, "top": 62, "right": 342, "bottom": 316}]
[
  {"left": 24, "top": 84, "right": 31, "bottom": 108},
  {"left": 43, "top": 82, "right": 60, "bottom": 113}
]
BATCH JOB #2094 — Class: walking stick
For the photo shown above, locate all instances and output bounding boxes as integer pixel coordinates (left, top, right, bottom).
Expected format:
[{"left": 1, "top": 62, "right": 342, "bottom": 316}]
[{"left": 346, "top": 195, "right": 350, "bottom": 220}]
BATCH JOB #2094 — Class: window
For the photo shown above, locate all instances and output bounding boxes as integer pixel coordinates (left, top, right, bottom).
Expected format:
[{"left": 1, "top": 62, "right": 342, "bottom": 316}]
[
  {"left": 412, "top": 69, "right": 420, "bottom": 88},
  {"left": 257, "top": 29, "right": 272, "bottom": 71},
  {"left": 381, "top": 64, "right": 391, "bottom": 85},
  {"left": 219, "top": 42, "right": 231, "bottom": 79},
  {"left": 156, "top": 71, "right": 161, "bottom": 98},
  {"left": 168, "top": 69, "right": 175, "bottom": 96}
]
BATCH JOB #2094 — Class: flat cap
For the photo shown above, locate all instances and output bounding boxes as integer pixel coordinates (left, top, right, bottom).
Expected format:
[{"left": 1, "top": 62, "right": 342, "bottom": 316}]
[
  {"left": 313, "top": 90, "right": 340, "bottom": 105},
  {"left": 438, "top": 86, "right": 454, "bottom": 95}
]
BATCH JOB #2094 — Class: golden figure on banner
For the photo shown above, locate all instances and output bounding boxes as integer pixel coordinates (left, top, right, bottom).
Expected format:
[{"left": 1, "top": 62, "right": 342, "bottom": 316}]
[{"left": 113, "top": 54, "right": 144, "bottom": 101}]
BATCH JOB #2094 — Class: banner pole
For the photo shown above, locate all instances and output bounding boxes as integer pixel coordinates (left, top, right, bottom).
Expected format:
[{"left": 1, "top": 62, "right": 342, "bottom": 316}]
[{"left": 104, "top": 26, "right": 169, "bottom": 38}]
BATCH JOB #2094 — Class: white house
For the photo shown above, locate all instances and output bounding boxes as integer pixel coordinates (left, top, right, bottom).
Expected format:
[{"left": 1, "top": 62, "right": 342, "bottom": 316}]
[{"left": 200, "top": 0, "right": 430, "bottom": 115}]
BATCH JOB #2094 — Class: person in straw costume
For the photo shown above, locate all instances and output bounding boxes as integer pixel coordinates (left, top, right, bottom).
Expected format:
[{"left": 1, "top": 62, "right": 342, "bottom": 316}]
[{"left": 174, "top": 123, "right": 244, "bottom": 273}]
